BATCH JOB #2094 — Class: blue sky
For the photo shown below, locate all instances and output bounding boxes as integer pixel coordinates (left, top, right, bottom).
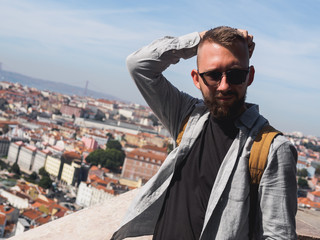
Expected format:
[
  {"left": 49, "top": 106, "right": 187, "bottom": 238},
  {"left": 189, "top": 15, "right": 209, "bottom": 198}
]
[{"left": 1, "top": 0, "right": 320, "bottom": 136}]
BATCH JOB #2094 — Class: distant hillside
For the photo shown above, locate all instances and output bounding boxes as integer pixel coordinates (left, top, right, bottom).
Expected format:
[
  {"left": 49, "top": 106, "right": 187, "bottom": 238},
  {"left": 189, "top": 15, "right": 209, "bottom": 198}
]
[{"left": 0, "top": 70, "right": 120, "bottom": 101}]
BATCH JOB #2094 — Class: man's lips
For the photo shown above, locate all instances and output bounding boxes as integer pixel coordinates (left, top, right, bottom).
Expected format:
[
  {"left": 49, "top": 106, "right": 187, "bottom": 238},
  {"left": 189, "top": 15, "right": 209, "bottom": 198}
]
[{"left": 216, "top": 95, "right": 235, "bottom": 101}]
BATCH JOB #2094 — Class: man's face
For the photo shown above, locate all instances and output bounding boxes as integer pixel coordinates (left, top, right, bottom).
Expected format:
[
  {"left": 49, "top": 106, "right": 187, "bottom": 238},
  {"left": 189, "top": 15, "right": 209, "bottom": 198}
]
[{"left": 192, "top": 41, "right": 253, "bottom": 120}]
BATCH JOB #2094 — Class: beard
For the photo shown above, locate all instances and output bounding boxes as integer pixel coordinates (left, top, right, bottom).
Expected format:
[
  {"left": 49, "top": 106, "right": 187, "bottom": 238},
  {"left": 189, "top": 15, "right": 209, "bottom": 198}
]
[{"left": 202, "top": 89, "right": 246, "bottom": 120}]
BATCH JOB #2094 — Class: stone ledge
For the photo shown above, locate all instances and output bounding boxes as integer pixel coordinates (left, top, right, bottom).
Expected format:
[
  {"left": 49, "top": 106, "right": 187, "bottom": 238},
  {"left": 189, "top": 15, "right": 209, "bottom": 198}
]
[
  {"left": 9, "top": 189, "right": 139, "bottom": 240},
  {"left": 9, "top": 189, "right": 320, "bottom": 240}
]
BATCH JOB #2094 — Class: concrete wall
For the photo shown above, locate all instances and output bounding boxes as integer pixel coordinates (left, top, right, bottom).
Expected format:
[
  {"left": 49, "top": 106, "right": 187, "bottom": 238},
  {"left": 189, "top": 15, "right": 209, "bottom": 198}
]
[{"left": 8, "top": 189, "right": 320, "bottom": 240}]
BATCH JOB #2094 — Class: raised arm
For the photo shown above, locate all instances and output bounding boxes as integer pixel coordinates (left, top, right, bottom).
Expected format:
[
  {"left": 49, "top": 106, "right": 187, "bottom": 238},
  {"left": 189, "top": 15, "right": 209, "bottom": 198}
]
[{"left": 126, "top": 32, "right": 201, "bottom": 139}]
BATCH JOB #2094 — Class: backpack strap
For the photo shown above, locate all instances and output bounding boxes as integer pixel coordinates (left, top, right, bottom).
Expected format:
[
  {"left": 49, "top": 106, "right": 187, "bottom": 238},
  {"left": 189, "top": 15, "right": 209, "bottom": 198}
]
[
  {"left": 249, "top": 125, "right": 282, "bottom": 184},
  {"left": 176, "top": 116, "right": 190, "bottom": 146},
  {"left": 249, "top": 124, "right": 282, "bottom": 239}
]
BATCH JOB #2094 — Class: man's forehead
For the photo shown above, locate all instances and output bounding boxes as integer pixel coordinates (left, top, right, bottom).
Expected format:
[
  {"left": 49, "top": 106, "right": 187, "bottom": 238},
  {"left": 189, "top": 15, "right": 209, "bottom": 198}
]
[
  {"left": 197, "top": 41, "right": 249, "bottom": 66},
  {"left": 199, "top": 40, "right": 248, "bottom": 54}
]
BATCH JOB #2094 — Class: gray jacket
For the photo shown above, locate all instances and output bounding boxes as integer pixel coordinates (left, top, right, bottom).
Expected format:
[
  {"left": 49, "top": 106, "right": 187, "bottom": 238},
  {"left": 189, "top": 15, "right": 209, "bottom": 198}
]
[{"left": 112, "top": 32, "right": 297, "bottom": 240}]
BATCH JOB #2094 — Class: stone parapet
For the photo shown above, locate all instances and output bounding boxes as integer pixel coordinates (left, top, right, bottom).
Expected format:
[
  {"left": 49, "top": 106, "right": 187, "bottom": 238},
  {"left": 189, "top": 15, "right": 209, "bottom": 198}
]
[{"left": 9, "top": 189, "right": 320, "bottom": 240}]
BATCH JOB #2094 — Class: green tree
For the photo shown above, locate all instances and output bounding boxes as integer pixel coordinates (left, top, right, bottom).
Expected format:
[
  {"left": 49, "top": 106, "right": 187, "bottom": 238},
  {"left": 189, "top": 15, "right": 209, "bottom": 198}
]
[
  {"left": 106, "top": 140, "right": 123, "bottom": 151},
  {"left": 30, "top": 171, "right": 38, "bottom": 181},
  {"left": 298, "top": 177, "right": 309, "bottom": 188},
  {"left": 104, "top": 148, "right": 125, "bottom": 171},
  {"left": 0, "top": 159, "right": 9, "bottom": 170},
  {"left": 39, "top": 176, "right": 52, "bottom": 189},
  {"left": 297, "top": 168, "right": 308, "bottom": 178},
  {"left": 166, "top": 143, "right": 174, "bottom": 154},
  {"left": 2, "top": 124, "right": 9, "bottom": 135},
  {"left": 11, "top": 163, "right": 21, "bottom": 175},
  {"left": 86, "top": 141, "right": 125, "bottom": 172},
  {"left": 106, "top": 132, "right": 113, "bottom": 140},
  {"left": 86, "top": 149, "right": 107, "bottom": 166},
  {"left": 39, "top": 167, "right": 50, "bottom": 177}
]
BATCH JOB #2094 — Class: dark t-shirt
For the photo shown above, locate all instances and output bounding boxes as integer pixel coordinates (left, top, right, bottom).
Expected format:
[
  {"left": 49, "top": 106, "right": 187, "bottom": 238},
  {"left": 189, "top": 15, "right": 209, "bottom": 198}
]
[{"left": 153, "top": 115, "right": 239, "bottom": 240}]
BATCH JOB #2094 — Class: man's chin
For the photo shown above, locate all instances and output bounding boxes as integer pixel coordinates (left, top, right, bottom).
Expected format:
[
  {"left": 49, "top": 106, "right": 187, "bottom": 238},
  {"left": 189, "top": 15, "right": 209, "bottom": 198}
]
[
  {"left": 211, "top": 107, "right": 234, "bottom": 120},
  {"left": 203, "top": 93, "right": 246, "bottom": 121},
  {"left": 207, "top": 102, "right": 244, "bottom": 120}
]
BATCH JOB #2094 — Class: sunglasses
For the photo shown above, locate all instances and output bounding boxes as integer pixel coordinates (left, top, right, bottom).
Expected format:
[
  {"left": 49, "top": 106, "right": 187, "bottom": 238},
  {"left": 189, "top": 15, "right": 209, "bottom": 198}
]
[{"left": 198, "top": 68, "right": 249, "bottom": 87}]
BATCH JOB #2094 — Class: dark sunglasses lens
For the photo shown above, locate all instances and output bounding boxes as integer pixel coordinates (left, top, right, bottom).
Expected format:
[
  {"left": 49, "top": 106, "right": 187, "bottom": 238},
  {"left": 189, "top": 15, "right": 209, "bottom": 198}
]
[
  {"left": 227, "top": 69, "right": 248, "bottom": 84},
  {"left": 205, "top": 71, "right": 222, "bottom": 82}
]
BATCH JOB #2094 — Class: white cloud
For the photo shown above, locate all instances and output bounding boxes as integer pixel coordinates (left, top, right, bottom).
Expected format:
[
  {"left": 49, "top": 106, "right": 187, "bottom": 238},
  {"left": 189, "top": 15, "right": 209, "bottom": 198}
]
[{"left": 0, "top": 1, "right": 166, "bottom": 51}]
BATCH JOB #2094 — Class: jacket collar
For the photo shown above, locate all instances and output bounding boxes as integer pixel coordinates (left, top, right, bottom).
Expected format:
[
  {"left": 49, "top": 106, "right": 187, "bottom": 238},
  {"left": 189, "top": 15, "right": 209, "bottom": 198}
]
[
  {"left": 235, "top": 103, "right": 260, "bottom": 130},
  {"left": 196, "top": 101, "right": 261, "bottom": 130}
]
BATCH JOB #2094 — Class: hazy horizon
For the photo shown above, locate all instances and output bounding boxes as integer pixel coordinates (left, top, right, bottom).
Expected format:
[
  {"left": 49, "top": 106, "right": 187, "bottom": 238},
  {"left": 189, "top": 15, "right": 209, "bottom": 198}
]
[{"left": 1, "top": 0, "right": 319, "bottom": 136}]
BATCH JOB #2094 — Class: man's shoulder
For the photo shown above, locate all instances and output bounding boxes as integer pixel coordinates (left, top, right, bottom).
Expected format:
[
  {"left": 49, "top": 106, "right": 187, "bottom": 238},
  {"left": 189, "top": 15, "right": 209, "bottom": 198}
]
[{"left": 269, "top": 134, "right": 297, "bottom": 161}]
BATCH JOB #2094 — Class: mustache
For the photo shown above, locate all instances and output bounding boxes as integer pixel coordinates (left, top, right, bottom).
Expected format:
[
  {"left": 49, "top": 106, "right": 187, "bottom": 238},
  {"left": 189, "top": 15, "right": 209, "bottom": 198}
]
[{"left": 215, "top": 90, "right": 237, "bottom": 97}]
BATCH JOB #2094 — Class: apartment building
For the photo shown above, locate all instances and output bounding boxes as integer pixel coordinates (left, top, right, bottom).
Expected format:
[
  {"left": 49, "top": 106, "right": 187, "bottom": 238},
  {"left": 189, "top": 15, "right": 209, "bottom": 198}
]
[
  {"left": 45, "top": 155, "right": 62, "bottom": 179},
  {"left": 0, "top": 137, "right": 10, "bottom": 157},
  {"left": 121, "top": 146, "right": 167, "bottom": 182},
  {"left": 60, "top": 160, "right": 81, "bottom": 186},
  {"left": 17, "top": 145, "right": 37, "bottom": 174},
  {"left": 7, "top": 141, "right": 24, "bottom": 165},
  {"left": 32, "top": 149, "right": 51, "bottom": 174}
]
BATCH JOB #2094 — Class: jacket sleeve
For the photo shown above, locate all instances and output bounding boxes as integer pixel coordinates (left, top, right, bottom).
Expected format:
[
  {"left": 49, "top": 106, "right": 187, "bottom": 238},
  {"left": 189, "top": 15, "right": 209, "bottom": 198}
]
[
  {"left": 126, "top": 32, "right": 201, "bottom": 140},
  {"left": 258, "top": 135, "right": 298, "bottom": 239}
]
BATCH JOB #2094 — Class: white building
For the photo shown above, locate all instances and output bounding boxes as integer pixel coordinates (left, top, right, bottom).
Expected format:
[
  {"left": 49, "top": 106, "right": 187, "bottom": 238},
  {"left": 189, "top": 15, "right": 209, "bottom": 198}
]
[
  {"left": 76, "top": 182, "right": 93, "bottom": 207},
  {"left": 15, "top": 218, "right": 30, "bottom": 236},
  {"left": 32, "top": 149, "right": 50, "bottom": 174},
  {"left": 7, "top": 141, "right": 24, "bottom": 164},
  {"left": 75, "top": 181, "right": 114, "bottom": 208},
  {"left": 118, "top": 108, "right": 134, "bottom": 120},
  {"left": 90, "top": 185, "right": 114, "bottom": 206},
  {"left": 17, "top": 145, "right": 37, "bottom": 174},
  {"left": 0, "top": 189, "right": 29, "bottom": 209}
]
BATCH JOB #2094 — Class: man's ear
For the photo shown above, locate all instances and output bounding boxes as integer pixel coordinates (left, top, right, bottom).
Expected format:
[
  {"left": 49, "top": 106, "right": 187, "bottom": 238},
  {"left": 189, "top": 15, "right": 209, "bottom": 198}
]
[
  {"left": 247, "top": 65, "right": 255, "bottom": 86},
  {"left": 191, "top": 69, "right": 201, "bottom": 89}
]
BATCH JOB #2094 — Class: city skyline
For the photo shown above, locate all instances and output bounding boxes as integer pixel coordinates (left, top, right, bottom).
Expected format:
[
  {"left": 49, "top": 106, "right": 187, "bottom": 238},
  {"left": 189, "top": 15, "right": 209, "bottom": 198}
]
[{"left": 1, "top": 0, "right": 319, "bottom": 136}]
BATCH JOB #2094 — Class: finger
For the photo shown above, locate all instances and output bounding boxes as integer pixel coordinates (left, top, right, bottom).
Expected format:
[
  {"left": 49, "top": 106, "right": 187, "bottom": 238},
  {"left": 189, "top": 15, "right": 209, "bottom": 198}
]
[
  {"left": 248, "top": 34, "right": 254, "bottom": 43},
  {"left": 237, "top": 29, "right": 248, "bottom": 39},
  {"left": 249, "top": 42, "right": 255, "bottom": 58}
]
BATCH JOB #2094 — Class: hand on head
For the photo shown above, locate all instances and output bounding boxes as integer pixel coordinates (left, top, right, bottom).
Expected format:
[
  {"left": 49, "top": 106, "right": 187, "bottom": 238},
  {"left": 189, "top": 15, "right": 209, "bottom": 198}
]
[
  {"left": 199, "top": 28, "right": 255, "bottom": 58},
  {"left": 237, "top": 29, "right": 255, "bottom": 58}
]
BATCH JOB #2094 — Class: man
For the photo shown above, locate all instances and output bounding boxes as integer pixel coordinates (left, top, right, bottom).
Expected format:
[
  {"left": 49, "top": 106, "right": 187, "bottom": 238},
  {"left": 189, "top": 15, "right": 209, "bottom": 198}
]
[{"left": 112, "top": 27, "right": 297, "bottom": 239}]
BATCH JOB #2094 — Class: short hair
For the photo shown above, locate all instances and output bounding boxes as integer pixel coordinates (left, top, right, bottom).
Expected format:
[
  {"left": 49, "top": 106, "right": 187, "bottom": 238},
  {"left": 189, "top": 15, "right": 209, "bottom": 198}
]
[
  {"left": 197, "top": 26, "right": 248, "bottom": 67},
  {"left": 199, "top": 26, "right": 246, "bottom": 48}
]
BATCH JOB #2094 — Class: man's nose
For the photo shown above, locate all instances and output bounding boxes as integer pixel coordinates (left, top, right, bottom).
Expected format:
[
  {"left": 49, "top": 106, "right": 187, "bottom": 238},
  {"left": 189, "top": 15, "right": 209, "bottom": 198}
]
[{"left": 217, "top": 75, "right": 230, "bottom": 91}]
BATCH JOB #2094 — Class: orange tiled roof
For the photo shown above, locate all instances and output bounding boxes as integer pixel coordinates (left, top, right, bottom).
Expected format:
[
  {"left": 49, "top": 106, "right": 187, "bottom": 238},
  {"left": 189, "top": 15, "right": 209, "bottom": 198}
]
[
  {"left": 90, "top": 165, "right": 99, "bottom": 171},
  {"left": 93, "top": 185, "right": 115, "bottom": 195},
  {"left": 22, "top": 209, "right": 42, "bottom": 220},
  {"left": 31, "top": 202, "right": 43, "bottom": 209},
  {"left": 101, "top": 167, "right": 110, "bottom": 173},
  {"left": 90, "top": 176, "right": 109, "bottom": 186},
  {"left": 35, "top": 215, "right": 51, "bottom": 225},
  {"left": 63, "top": 151, "right": 81, "bottom": 160},
  {"left": 53, "top": 208, "right": 67, "bottom": 218},
  {"left": 298, "top": 197, "right": 320, "bottom": 209},
  {"left": 0, "top": 213, "right": 6, "bottom": 225},
  {"left": 4, "top": 222, "right": 15, "bottom": 232},
  {"left": 297, "top": 160, "right": 307, "bottom": 165},
  {"left": 127, "top": 148, "right": 166, "bottom": 162},
  {"left": 0, "top": 205, "right": 15, "bottom": 215},
  {"left": 97, "top": 99, "right": 113, "bottom": 104},
  {"left": 142, "top": 145, "right": 167, "bottom": 153},
  {"left": 310, "top": 191, "right": 320, "bottom": 197}
]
